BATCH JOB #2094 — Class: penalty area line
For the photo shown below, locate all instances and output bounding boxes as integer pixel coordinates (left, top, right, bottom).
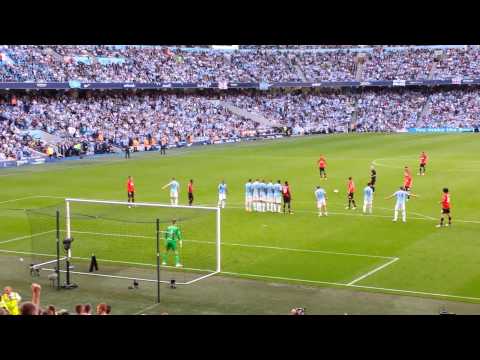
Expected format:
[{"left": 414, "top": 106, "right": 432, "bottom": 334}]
[
  {"left": 67, "top": 230, "right": 395, "bottom": 260},
  {"left": 134, "top": 303, "right": 162, "bottom": 315},
  {"left": 347, "top": 257, "right": 399, "bottom": 286},
  {"left": 32, "top": 196, "right": 480, "bottom": 225},
  {"left": 0, "top": 229, "right": 57, "bottom": 245},
  {"left": 220, "top": 271, "right": 480, "bottom": 302}
]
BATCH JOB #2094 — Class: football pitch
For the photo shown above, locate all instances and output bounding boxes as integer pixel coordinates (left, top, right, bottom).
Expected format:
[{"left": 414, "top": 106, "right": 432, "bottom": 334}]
[{"left": 1, "top": 133, "right": 480, "bottom": 314}]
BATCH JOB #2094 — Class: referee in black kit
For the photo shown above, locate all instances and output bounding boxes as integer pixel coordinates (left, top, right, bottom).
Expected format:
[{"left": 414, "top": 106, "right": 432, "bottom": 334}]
[{"left": 370, "top": 165, "right": 377, "bottom": 192}]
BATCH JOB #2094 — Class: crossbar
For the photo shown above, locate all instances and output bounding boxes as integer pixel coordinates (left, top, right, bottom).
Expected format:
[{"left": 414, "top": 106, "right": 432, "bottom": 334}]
[{"left": 65, "top": 198, "right": 219, "bottom": 211}]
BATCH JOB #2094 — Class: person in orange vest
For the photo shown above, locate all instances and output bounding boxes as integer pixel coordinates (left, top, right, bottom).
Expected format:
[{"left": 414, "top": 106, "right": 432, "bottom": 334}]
[
  {"left": 133, "top": 138, "right": 139, "bottom": 152},
  {"left": 143, "top": 138, "right": 149, "bottom": 151}
]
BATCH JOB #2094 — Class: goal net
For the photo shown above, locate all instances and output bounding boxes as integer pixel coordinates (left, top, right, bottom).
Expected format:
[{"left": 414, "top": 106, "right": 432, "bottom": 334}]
[{"left": 28, "top": 198, "right": 221, "bottom": 292}]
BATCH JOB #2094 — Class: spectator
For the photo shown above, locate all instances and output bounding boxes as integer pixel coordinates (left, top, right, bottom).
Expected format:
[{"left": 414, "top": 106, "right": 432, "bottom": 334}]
[
  {"left": 96, "top": 303, "right": 110, "bottom": 315},
  {"left": 1, "top": 286, "right": 22, "bottom": 315}
]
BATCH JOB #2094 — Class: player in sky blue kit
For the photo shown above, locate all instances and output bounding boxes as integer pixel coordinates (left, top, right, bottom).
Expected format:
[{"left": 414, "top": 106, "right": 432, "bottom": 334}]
[
  {"left": 314, "top": 186, "right": 328, "bottom": 217},
  {"left": 245, "top": 179, "right": 253, "bottom": 212},
  {"left": 162, "top": 177, "right": 180, "bottom": 205},
  {"left": 266, "top": 180, "right": 275, "bottom": 212},
  {"left": 385, "top": 186, "right": 418, "bottom": 222},
  {"left": 252, "top": 179, "right": 260, "bottom": 212},
  {"left": 259, "top": 179, "right": 267, "bottom": 212},
  {"left": 218, "top": 180, "right": 228, "bottom": 209},
  {"left": 274, "top": 180, "right": 283, "bottom": 213},
  {"left": 363, "top": 183, "right": 374, "bottom": 214}
]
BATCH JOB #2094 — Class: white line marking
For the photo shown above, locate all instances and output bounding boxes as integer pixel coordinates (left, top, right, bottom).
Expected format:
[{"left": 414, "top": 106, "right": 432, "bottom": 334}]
[
  {"left": 78, "top": 257, "right": 210, "bottom": 274},
  {"left": 68, "top": 230, "right": 394, "bottom": 260},
  {"left": 31, "top": 257, "right": 68, "bottom": 269},
  {"left": 0, "top": 246, "right": 213, "bottom": 274},
  {"left": 134, "top": 303, "right": 162, "bottom": 315},
  {"left": 220, "top": 203, "right": 480, "bottom": 225},
  {"left": 221, "top": 271, "right": 346, "bottom": 287},
  {"left": 347, "top": 284, "right": 480, "bottom": 302},
  {"left": 347, "top": 257, "right": 399, "bottom": 286},
  {"left": 0, "top": 196, "right": 39, "bottom": 205},
  {"left": 185, "top": 271, "right": 219, "bottom": 285},
  {"left": 222, "top": 242, "right": 393, "bottom": 259},
  {"left": 3, "top": 246, "right": 479, "bottom": 303},
  {"left": 220, "top": 271, "right": 480, "bottom": 302},
  {"left": 220, "top": 204, "right": 434, "bottom": 221},
  {"left": 0, "top": 230, "right": 56, "bottom": 245},
  {"left": 374, "top": 206, "right": 437, "bottom": 221},
  {"left": 40, "top": 267, "right": 185, "bottom": 284},
  {"left": 0, "top": 249, "right": 54, "bottom": 257},
  {"left": 19, "top": 195, "right": 480, "bottom": 225}
]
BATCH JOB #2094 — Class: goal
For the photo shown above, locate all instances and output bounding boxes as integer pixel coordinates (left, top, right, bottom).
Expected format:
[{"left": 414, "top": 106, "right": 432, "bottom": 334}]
[{"left": 30, "top": 198, "right": 221, "bottom": 299}]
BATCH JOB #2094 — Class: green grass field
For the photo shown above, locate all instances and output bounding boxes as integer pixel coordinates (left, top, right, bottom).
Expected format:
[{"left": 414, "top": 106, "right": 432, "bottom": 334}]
[{"left": 1, "top": 133, "right": 480, "bottom": 314}]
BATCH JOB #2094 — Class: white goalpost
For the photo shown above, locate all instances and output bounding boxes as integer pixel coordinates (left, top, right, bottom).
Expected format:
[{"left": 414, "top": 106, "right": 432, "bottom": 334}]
[{"left": 34, "top": 198, "right": 221, "bottom": 289}]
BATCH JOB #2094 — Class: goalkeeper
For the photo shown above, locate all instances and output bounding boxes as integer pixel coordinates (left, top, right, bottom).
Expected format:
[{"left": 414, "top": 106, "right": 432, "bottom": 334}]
[{"left": 162, "top": 219, "right": 183, "bottom": 268}]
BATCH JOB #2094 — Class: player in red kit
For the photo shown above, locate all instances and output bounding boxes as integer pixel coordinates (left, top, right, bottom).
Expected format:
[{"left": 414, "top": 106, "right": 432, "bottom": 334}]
[
  {"left": 282, "top": 181, "right": 292, "bottom": 214},
  {"left": 418, "top": 152, "right": 428, "bottom": 176},
  {"left": 345, "top": 177, "right": 357, "bottom": 210},
  {"left": 126, "top": 176, "right": 135, "bottom": 208},
  {"left": 403, "top": 164, "right": 412, "bottom": 191},
  {"left": 187, "top": 179, "right": 194, "bottom": 206},
  {"left": 437, "top": 188, "right": 452, "bottom": 228},
  {"left": 317, "top": 155, "right": 327, "bottom": 180}
]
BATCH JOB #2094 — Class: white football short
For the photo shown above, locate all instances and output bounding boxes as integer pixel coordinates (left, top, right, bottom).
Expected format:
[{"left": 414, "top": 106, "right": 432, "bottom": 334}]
[
  {"left": 218, "top": 193, "right": 226, "bottom": 201},
  {"left": 395, "top": 202, "right": 405, "bottom": 211},
  {"left": 317, "top": 199, "right": 326, "bottom": 208},
  {"left": 170, "top": 190, "right": 178, "bottom": 199}
]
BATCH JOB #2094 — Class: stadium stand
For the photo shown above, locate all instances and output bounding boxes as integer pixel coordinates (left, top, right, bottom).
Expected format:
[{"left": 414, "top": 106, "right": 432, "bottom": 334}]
[{"left": 1, "top": 45, "right": 480, "bottom": 161}]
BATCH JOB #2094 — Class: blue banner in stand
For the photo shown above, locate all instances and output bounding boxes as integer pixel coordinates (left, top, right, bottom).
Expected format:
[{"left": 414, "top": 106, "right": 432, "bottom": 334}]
[
  {"left": 0, "top": 78, "right": 480, "bottom": 89},
  {"left": 68, "top": 80, "right": 81, "bottom": 89},
  {"left": 0, "top": 157, "right": 46, "bottom": 168},
  {"left": 408, "top": 128, "right": 475, "bottom": 133}
]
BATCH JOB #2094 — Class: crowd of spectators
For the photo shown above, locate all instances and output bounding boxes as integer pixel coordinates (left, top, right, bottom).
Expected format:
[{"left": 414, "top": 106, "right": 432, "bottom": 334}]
[
  {"left": 2, "top": 86, "right": 480, "bottom": 162},
  {"left": 0, "top": 283, "right": 111, "bottom": 315},
  {"left": 362, "top": 47, "right": 436, "bottom": 80},
  {"left": 0, "top": 96, "right": 39, "bottom": 160},
  {"left": 423, "top": 88, "right": 480, "bottom": 128},
  {"left": 224, "top": 90, "right": 354, "bottom": 133},
  {"left": 0, "top": 91, "right": 264, "bottom": 160},
  {"left": 3, "top": 45, "right": 480, "bottom": 83},
  {"left": 356, "top": 89, "right": 428, "bottom": 131}
]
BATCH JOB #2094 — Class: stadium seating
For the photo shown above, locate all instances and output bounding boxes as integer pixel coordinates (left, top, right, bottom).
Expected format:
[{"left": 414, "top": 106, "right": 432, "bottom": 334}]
[{"left": 1, "top": 45, "right": 480, "bottom": 161}]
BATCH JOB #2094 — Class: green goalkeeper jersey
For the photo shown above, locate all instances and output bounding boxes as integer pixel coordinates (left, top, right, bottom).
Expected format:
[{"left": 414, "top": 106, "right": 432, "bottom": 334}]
[{"left": 165, "top": 225, "right": 181, "bottom": 243}]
